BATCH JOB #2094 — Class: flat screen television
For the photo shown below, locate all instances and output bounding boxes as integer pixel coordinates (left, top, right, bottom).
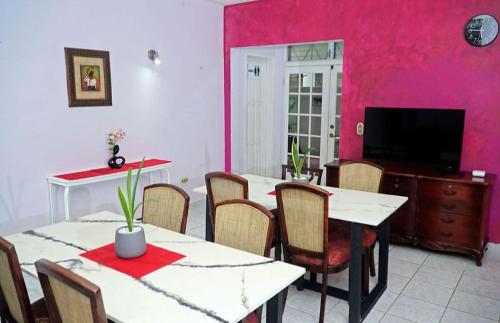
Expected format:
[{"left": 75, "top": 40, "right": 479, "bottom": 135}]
[{"left": 363, "top": 107, "right": 465, "bottom": 172}]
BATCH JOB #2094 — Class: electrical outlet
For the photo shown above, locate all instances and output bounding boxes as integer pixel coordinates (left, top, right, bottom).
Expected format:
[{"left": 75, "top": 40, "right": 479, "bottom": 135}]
[
  {"left": 356, "top": 122, "right": 364, "bottom": 135},
  {"left": 181, "top": 177, "right": 188, "bottom": 183}
]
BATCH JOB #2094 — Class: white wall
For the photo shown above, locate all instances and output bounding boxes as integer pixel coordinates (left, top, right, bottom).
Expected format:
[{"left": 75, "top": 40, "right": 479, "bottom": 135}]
[
  {"left": 230, "top": 46, "right": 286, "bottom": 177},
  {"left": 0, "top": 0, "right": 224, "bottom": 235}
]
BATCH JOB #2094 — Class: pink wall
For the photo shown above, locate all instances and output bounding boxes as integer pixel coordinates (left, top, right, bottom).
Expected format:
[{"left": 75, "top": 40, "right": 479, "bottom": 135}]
[{"left": 224, "top": 0, "right": 500, "bottom": 242}]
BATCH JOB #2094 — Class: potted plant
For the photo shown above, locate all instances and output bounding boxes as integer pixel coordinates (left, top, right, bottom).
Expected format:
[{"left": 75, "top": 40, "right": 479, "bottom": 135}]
[
  {"left": 291, "top": 137, "right": 312, "bottom": 183},
  {"left": 114, "top": 158, "right": 146, "bottom": 258}
]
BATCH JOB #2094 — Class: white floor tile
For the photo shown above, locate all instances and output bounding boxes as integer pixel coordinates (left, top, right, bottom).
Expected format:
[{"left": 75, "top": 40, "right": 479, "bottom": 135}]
[
  {"left": 448, "top": 290, "right": 500, "bottom": 320},
  {"left": 386, "top": 272, "right": 411, "bottom": 294},
  {"left": 390, "top": 246, "right": 429, "bottom": 265},
  {"left": 411, "top": 265, "right": 462, "bottom": 289},
  {"left": 463, "top": 259, "right": 500, "bottom": 283},
  {"left": 326, "top": 300, "right": 349, "bottom": 323},
  {"left": 388, "top": 258, "right": 420, "bottom": 278},
  {"left": 387, "top": 295, "right": 445, "bottom": 323},
  {"left": 440, "top": 308, "right": 497, "bottom": 323},
  {"left": 287, "top": 288, "right": 338, "bottom": 317},
  {"left": 422, "top": 253, "right": 471, "bottom": 274},
  {"left": 363, "top": 309, "right": 385, "bottom": 323},
  {"left": 282, "top": 306, "right": 319, "bottom": 323},
  {"left": 373, "top": 291, "right": 399, "bottom": 312},
  {"left": 456, "top": 274, "right": 500, "bottom": 300},
  {"left": 401, "top": 280, "right": 453, "bottom": 306},
  {"left": 380, "top": 313, "right": 416, "bottom": 323}
]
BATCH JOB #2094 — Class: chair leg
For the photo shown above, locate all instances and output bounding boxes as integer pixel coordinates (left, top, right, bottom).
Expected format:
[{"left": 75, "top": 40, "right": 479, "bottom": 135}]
[
  {"left": 319, "top": 271, "right": 328, "bottom": 323},
  {"left": 369, "top": 245, "right": 376, "bottom": 277},
  {"left": 362, "top": 251, "right": 370, "bottom": 296}
]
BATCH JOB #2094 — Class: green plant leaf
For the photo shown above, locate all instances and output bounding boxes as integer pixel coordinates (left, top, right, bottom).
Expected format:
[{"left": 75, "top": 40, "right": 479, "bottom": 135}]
[
  {"left": 118, "top": 187, "right": 133, "bottom": 232},
  {"left": 126, "top": 167, "right": 132, "bottom": 213},
  {"left": 130, "top": 158, "right": 145, "bottom": 218}
]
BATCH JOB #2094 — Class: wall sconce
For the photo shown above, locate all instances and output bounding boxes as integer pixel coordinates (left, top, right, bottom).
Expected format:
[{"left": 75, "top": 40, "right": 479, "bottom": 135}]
[{"left": 147, "top": 49, "right": 160, "bottom": 65}]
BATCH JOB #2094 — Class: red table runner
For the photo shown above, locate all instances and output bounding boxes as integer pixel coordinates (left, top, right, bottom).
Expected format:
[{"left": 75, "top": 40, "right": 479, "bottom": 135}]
[
  {"left": 80, "top": 243, "right": 185, "bottom": 278},
  {"left": 267, "top": 190, "right": 333, "bottom": 196},
  {"left": 55, "top": 159, "right": 171, "bottom": 181}
]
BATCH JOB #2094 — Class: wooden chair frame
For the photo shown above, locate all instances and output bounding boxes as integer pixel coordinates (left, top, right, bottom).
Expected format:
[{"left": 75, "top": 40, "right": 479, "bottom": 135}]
[
  {"left": 281, "top": 164, "right": 324, "bottom": 185},
  {"left": 0, "top": 237, "right": 35, "bottom": 323},
  {"left": 205, "top": 172, "right": 249, "bottom": 234},
  {"left": 214, "top": 199, "right": 275, "bottom": 258},
  {"left": 276, "top": 182, "right": 348, "bottom": 323},
  {"left": 142, "top": 183, "right": 190, "bottom": 234},
  {"left": 339, "top": 160, "right": 384, "bottom": 279},
  {"left": 35, "top": 259, "right": 107, "bottom": 323}
]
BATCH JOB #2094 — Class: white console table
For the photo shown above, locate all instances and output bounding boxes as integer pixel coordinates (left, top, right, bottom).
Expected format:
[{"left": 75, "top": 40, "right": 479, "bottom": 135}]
[{"left": 47, "top": 159, "right": 172, "bottom": 223}]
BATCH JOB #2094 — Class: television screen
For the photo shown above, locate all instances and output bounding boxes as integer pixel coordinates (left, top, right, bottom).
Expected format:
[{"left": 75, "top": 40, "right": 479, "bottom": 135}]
[{"left": 363, "top": 107, "right": 465, "bottom": 172}]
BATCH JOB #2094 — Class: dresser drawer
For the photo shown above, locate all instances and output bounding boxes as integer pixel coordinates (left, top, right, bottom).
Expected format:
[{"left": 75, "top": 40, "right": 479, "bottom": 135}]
[
  {"left": 418, "top": 211, "right": 479, "bottom": 246},
  {"left": 382, "top": 175, "right": 417, "bottom": 195},
  {"left": 419, "top": 197, "right": 481, "bottom": 217},
  {"left": 419, "top": 180, "right": 483, "bottom": 201}
]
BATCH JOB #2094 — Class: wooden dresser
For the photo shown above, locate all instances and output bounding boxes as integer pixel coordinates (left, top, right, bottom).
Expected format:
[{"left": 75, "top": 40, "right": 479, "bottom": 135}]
[{"left": 325, "top": 160, "right": 496, "bottom": 265}]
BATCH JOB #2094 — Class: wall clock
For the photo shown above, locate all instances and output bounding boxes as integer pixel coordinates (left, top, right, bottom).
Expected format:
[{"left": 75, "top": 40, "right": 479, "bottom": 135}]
[{"left": 465, "top": 14, "right": 499, "bottom": 47}]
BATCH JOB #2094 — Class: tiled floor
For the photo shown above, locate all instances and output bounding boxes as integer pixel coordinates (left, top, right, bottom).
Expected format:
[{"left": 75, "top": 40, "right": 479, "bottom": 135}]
[{"left": 24, "top": 200, "right": 500, "bottom": 323}]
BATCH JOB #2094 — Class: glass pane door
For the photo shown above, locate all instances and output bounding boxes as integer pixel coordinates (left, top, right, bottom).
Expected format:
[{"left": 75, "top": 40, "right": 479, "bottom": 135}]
[{"left": 285, "top": 66, "right": 331, "bottom": 172}]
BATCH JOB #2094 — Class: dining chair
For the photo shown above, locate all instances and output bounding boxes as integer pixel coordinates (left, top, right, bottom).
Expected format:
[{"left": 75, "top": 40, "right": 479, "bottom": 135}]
[
  {"left": 335, "top": 160, "right": 384, "bottom": 280},
  {"left": 35, "top": 259, "right": 108, "bottom": 323},
  {"left": 214, "top": 199, "right": 275, "bottom": 323},
  {"left": 0, "top": 237, "right": 49, "bottom": 323},
  {"left": 142, "top": 183, "right": 190, "bottom": 234},
  {"left": 205, "top": 172, "right": 248, "bottom": 235},
  {"left": 275, "top": 183, "right": 351, "bottom": 323},
  {"left": 281, "top": 164, "right": 324, "bottom": 185}
]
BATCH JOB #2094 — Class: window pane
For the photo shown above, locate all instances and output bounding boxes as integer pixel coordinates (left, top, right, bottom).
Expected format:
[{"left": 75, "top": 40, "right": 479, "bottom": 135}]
[
  {"left": 299, "top": 116, "right": 309, "bottom": 134},
  {"left": 336, "top": 94, "right": 342, "bottom": 115},
  {"left": 289, "top": 74, "right": 299, "bottom": 93},
  {"left": 300, "top": 73, "right": 311, "bottom": 93},
  {"left": 289, "top": 95, "right": 298, "bottom": 113},
  {"left": 310, "top": 137, "right": 321, "bottom": 156},
  {"left": 287, "top": 136, "right": 294, "bottom": 153},
  {"left": 310, "top": 157, "right": 320, "bottom": 169},
  {"left": 311, "top": 116, "right": 321, "bottom": 136},
  {"left": 288, "top": 115, "right": 298, "bottom": 133},
  {"left": 288, "top": 43, "right": 330, "bottom": 62},
  {"left": 336, "top": 73, "right": 342, "bottom": 93},
  {"left": 335, "top": 116, "right": 341, "bottom": 137},
  {"left": 311, "top": 95, "right": 322, "bottom": 115},
  {"left": 334, "top": 42, "right": 344, "bottom": 59},
  {"left": 300, "top": 95, "right": 310, "bottom": 114},
  {"left": 299, "top": 136, "right": 309, "bottom": 153},
  {"left": 312, "top": 73, "right": 323, "bottom": 93},
  {"left": 334, "top": 138, "right": 340, "bottom": 158}
]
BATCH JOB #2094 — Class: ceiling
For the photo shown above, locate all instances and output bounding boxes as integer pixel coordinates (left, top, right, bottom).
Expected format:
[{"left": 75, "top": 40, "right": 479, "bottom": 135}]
[{"left": 208, "top": 0, "right": 257, "bottom": 5}]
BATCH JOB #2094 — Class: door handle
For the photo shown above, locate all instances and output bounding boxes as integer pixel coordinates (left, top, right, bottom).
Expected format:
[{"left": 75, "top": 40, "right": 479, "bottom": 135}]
[
  {"left": 440, "top": 218, "right": 455, "bottom": 224},
  {"left": 329, "top": 133, "right": 334, "bottom": 138},
  {"left": 441, "top": 203, "right": 457, "bottom": 210}
]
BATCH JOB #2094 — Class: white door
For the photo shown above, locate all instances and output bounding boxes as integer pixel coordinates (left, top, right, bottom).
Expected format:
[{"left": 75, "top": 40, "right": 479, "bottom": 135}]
[
  {"left": 284, "top": 65, "right": 342, "bottom": 176},
  {"left": 245, "top": 55, "right": 274, "bottom": 177}
]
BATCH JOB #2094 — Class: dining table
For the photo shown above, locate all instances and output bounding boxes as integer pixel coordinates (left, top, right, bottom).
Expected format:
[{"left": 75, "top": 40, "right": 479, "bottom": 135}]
[
  {"left": 6, "top": 211, "right": 305, "bottom": 323},
  {"left": 194, "top": 174, "right": 408, "bottom": 323}
]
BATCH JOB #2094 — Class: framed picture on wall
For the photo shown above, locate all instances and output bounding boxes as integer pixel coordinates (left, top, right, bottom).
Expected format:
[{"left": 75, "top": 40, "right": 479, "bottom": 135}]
[{"left": 64, "top": 47, "right": 112, "bottom": 107}]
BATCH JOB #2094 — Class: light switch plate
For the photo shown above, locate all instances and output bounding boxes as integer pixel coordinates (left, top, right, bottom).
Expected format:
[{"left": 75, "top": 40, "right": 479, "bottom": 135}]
[{"left": 356, "top": 122, "right": 364, "bottom": 135}]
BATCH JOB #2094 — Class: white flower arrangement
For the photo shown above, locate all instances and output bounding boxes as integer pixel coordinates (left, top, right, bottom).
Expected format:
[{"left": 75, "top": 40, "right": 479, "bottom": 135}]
[{"left": 108, "top": 129, "right": 126, "bottom": 152}]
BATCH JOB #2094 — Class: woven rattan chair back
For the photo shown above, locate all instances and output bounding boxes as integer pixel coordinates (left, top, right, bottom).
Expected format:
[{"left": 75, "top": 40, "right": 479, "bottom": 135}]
[
  {"left": 215, "top": 199, "right": 274, "bottom": 257},
  {"left": 275, "top": 183, "right": 330, "bottom": 254},
  {"left": 339, "top": 161, "right": 384, "bottom": 193},
  {"left": 205, "top": 172, "right": 248, "bottom": 228},
  {"left": 35, "top": 259, "right": 107, "bottom": 323},
  {"left": 142, "top": 184, "right": 190, "bottom": 233},
  {"left": 0, "top": 237, "right": 34, "bottom": 323}
]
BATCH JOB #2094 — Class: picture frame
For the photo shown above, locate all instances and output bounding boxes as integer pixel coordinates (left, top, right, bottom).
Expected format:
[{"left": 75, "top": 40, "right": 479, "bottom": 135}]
[{"left": 64, "top": 47, "right": 112, "bottom": 107}]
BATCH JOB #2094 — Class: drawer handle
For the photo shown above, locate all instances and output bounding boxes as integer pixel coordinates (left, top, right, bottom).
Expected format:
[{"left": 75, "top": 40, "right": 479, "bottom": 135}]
[
  {"left": 440, "top": 218, "right": 455, "bottom": 224},
  {"left": 394, "top": 184, "right": 399, "bottom": 188},
  {"left": 439, "top": 231, "right": 453, "bottom": 238},
  {"left": 443, "top": 190, "right": 457, "bottom": 196},
  {"left": 441, "top": 203, "right": 457, "bottom": 210}
]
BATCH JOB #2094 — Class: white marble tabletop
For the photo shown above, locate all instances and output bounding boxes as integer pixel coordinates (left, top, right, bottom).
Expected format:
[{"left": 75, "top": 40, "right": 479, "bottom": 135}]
[
  {"left": 6, "top": 211, "right": 305, "bottom": 323},
  {"left": 194, "top": 174, "right": 408, "bottom": 227}
]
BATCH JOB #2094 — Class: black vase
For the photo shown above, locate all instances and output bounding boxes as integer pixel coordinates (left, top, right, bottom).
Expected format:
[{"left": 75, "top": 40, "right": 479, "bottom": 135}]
[{"left": 108, "top": 145, "right": 126, "bottom": 169}]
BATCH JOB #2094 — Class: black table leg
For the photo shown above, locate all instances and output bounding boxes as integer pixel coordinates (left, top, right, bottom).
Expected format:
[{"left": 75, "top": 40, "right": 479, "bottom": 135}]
[
  {"left": 348, "top": 223, "right": 363, "bottom": 323},
  {"left": 266, "top": 289, "right": 284, "bottom": 323},
  {"left": 205, "top": 196, "right": 214, "bottom": 242},
  {"left": 378, "top": 219, "right": 389, "bottom": 286}
]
